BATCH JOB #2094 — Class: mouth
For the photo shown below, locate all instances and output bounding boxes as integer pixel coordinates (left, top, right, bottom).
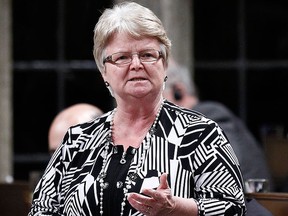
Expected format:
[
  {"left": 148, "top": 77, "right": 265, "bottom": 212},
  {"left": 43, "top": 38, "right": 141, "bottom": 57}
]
[{"left": 129, "top": 78, "right": 147, "bottom": 81}]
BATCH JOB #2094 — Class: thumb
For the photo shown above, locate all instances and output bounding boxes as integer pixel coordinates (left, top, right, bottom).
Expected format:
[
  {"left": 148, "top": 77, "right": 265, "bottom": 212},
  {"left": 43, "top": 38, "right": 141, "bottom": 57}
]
[{"left": 158, "top": 173, "right": 169, "bottom": 190}]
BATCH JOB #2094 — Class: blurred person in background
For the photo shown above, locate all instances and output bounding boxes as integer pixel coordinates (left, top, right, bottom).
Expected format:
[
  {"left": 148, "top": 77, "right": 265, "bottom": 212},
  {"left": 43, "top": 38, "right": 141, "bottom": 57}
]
[
  {"left": 29, "top": 103, "right": 103, "bottom": 203},
  {"left": 48, "top": 103, "right": 103, "bottom": 154},
  {"left": 163, "top": 61, "right": 273, "bottom": 187}
]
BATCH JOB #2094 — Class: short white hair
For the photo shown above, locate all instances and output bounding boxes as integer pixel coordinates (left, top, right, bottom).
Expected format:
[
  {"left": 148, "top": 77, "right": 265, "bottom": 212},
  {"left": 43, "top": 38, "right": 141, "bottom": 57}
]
[{"left": 93, "top": 1, "right": 171, "bottom": 73}]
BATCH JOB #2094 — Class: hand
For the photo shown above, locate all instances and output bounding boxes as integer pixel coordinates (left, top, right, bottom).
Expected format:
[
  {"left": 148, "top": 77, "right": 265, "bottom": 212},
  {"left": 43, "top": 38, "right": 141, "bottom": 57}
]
[{"left": 127, "top": 173, "right": 176, "bottom": 215}]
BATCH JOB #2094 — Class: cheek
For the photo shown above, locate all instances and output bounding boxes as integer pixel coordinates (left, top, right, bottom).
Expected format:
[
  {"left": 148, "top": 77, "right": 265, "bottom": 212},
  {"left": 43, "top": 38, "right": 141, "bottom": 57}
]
[
  {"left": 102, "top": 66, "right": 120, "bottom": 82},
  {"left": 147, "top": 64, "right": 166, "bottom": 79}
]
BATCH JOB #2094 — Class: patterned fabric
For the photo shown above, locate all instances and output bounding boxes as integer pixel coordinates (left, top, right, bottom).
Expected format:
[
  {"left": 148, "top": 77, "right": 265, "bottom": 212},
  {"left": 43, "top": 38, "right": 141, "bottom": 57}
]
[{"left": 29, "top": 100, "right": 246, "bottom": 216}]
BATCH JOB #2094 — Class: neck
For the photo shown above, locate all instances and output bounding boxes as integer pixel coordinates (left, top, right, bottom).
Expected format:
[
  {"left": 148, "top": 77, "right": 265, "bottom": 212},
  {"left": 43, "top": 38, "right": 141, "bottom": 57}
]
[
  {"left": 115, "top": 96, "right": 164, "bottom": 123},
  {"left": 111, "top": 98, "right": 164, "bottom": 150}
]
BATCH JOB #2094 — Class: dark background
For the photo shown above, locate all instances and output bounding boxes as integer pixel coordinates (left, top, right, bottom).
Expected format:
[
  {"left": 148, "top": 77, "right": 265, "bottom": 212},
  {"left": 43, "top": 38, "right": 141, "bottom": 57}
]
[{"left": 13, "top": 0, "right": 288, "bottom": 189}]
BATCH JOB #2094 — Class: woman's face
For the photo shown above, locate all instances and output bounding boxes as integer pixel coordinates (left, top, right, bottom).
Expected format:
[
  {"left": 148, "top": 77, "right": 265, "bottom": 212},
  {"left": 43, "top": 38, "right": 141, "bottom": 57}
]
[{"left": 102, "top": 32, "right": 166, "bottom": 101}]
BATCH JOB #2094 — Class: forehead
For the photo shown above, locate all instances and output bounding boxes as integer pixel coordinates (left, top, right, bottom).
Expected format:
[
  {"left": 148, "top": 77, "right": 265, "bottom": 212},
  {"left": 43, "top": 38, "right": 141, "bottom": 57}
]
[{"left": 105, "top": 32, "right": 160, "bottom": 53}]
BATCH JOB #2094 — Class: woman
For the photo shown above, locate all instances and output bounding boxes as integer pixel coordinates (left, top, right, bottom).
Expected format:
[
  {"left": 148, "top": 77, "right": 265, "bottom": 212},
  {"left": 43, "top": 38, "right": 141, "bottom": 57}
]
[{"left": 29, "top": 2, "right": 246, "bottom": 215}]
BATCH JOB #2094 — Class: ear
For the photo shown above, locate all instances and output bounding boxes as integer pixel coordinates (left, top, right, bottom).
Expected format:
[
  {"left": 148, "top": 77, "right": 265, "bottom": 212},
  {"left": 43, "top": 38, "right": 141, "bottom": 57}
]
[
  {"left": 101, "top": 69, "right": 107, "bottom": 79},
  {"left": 101, "top": 70, "right": 110, "bottom": 86}
]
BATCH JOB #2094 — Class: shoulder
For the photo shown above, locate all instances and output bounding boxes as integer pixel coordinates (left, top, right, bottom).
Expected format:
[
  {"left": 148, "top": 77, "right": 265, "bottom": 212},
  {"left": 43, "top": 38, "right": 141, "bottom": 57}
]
[
  {"left": 160, "top": 100, "right": 226, "bottom": 147},
  {"left": 71, "top": 111, "right": 111, "bottom": 132},
  {"left": 162, "top": 100, "right": 217, "bottom": 128},
  {"left": 164, "top": 100, "right": 202, "bottom": 116},
  {"left": 62, "top": 110, "right": 112, "bottom": 147}
]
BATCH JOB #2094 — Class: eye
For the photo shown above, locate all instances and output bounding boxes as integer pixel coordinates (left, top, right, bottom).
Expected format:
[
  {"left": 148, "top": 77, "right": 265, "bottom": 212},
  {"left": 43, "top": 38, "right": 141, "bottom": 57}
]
[
  {"left": 141, "top": 51, "right": 154, "bottom": 58},
  {"left": 118, "top": 55, "right": 130, "bottom": 60},
  {"left": 113, "top": 53, "right": 131, "bottom": 63},
  {"left": 140, "top": 50, "right": 158, "bottom": 61}
]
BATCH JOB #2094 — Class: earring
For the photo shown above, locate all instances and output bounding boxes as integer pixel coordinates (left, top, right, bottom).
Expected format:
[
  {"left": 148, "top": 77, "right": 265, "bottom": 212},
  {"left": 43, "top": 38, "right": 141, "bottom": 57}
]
[
  {"left": 104, "top": 81, "right": 114, "bottom": 97},
  {"left": 162, "top": 76, "right": 168, "bottom": 90}
]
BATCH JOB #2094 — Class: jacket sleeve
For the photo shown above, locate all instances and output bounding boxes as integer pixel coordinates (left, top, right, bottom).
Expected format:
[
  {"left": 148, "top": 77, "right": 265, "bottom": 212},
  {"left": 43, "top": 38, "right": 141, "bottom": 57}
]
[
  {"left": 28, "top": 135, "right": 67, "bottom": 215},
  {"left": 191, "top": 120, "right": 247, "bottom": 215}
]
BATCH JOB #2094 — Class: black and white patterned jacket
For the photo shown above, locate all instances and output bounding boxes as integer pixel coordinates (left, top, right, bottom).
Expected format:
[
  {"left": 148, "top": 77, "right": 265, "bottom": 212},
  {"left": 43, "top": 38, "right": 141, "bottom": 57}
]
[{"left": 29, "top": 100, "right": 246, "bottom": 216}]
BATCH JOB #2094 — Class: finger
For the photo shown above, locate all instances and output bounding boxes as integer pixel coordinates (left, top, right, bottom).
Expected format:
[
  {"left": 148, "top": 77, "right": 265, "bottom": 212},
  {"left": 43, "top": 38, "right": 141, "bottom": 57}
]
[
  {"left": 157, "top": 173, "right": 169, "bottom": 190},
  {"left": 142, "top": 174, "right": 170, "bottom": 200},
  {"left": 127, "top": 193, "right": 152, "bottom": 213},
  {"left": 127, "top": 193, "right": 142, "bottom": 210},
  {"left": 142, "top": 188, "right": 159, "bottom": 200},
  {"left": 128, "top": 193, "right": 151, "bottom": 206}
]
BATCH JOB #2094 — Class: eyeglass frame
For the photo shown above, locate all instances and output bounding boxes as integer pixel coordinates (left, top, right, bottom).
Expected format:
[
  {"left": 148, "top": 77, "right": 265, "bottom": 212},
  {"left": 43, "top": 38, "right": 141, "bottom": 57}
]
[{"left": 103, "top": 49, "right": 164, "bottom": 66}]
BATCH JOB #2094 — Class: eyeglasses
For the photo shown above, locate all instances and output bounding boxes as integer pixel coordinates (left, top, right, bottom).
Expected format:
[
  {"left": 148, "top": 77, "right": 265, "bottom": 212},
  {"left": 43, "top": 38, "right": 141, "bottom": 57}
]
[{"left": 103, "top": 49, "right": 163, "bottom": 65}]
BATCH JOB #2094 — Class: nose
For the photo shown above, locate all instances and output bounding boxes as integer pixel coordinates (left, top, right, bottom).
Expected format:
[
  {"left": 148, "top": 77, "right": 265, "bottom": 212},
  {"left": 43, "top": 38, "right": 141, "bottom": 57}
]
[{"left": 130, "top": 54, "right": 142, "bottom": 70}]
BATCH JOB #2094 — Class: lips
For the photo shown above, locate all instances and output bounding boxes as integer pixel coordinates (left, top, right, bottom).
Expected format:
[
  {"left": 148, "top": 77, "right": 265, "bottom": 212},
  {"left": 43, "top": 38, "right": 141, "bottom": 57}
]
[{"left": 129, "top": 78, "right": 146, "bottom": 81}]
